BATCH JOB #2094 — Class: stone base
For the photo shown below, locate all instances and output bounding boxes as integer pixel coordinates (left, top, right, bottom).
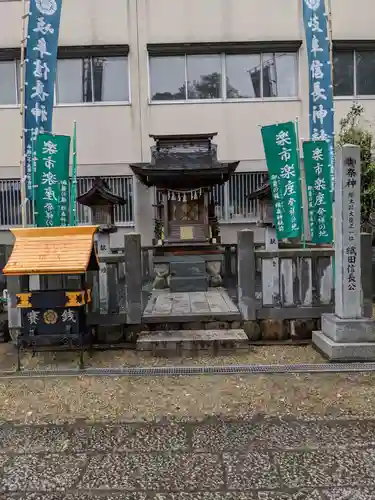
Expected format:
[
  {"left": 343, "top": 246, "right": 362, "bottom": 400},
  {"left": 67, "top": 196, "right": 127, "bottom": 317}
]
[
  {"left": 321, "top": 313, "right": 375, "bottom": 343},
  {"left": 313, "top": 331, "right": 375, "bottom": 361},
  {"left": 137, "top": 329, "right": 249, "bottom": 354}
]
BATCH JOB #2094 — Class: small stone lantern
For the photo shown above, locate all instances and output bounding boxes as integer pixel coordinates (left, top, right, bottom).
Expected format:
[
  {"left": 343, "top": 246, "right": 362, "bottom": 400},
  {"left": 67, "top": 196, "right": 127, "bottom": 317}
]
[
  {"left": 77, "top": 178, "right": 127, "bottom": 233},
  {"left": 77, "top": 178, "right": 127, "bottom": 315},
  {"left": 247, "top": 175, "right": 278, "bottom": 250}
]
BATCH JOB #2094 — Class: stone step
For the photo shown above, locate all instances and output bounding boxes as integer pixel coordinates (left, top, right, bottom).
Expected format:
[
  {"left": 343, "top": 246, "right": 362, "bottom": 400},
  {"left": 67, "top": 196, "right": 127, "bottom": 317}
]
[
  {"left": 170, "top": 259, "right": 206, "bottom": 277},
  {"left": 170, "top": 275, "right": 209, "bottom": 293},
  {"left": 137, "top": 329, "right": 249, "bottom": 353}
]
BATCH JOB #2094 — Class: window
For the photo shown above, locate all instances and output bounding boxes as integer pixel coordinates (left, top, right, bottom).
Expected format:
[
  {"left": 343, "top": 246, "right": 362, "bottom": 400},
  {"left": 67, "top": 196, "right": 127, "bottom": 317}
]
[
  {"left": 149, "top": 52, "right": 298, "bottom": 101},
  {"left": 333, "top": 51, "right": 354, "bottom": 96},
  {"left": 0, "top": 61, "right": 17, "bottom": 105},
  {"left": 56, "top": 56, "right": 129, "bottom": 104},
  {"left": 334, "top": 49, "right": 375, "bottom": 97}
]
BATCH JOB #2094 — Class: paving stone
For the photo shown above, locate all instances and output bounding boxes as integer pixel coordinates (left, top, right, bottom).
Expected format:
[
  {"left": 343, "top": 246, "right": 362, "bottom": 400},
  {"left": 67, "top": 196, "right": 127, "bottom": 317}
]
[
  {"left": 80, "top": 452, "right": 224, "bottom": 492},
  {"left": 70, "top": 423, "right": 188, "bottom": 452},
  {"left": 64, "top": 494, "right": 148, "bottom": 500},
  {"left": 192, "top": 422, "right": 258, "bottom": 452},
  {"left": 78, "top": 454, "right": 140, "bottom": 490},
  {"left": 258, "top": 490, "right": 326, "bottom": 499},
  {"left": 2, "top": 495, "right": 148, "bottom": 500},
  {"left": 1, "top": 454, "right": 87, "bottom": 492},
  {"left": 150, "top": 494, "right": 257, "bottom": 500},
  {"left": 223, "top": 452, "right": 280, "bottom": 490},
  {"left": 277, "top": 450, "right": 375, "bottom": 488},
  {"left": 137, "top": 452, "right": 224, "bottom": 491},
  {"left": 259, "top": 421, "right": 375, "bottom": 450},
  {"left": 322, "top": 488, "right": 374, "bottom": 499},
  {"left": 192, "top": 420, "right": 375, "bottom": 453},
  {"left": 0, "top": 425, "right": 72, "bottom": 454}
]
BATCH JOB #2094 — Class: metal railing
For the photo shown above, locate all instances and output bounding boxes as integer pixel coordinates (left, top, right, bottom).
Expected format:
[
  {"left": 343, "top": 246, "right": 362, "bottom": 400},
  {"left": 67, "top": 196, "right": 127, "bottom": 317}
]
[{"left": 0, "top": 176, "right": 134, "bottom": 228}]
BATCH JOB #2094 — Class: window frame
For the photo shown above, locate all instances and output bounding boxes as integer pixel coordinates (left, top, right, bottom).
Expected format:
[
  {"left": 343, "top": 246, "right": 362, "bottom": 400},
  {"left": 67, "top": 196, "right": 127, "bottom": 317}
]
[
  {"left": 148, "top": 50, "right": 300, "bottom": 104},
  {"left": 55, "top": 55, "right": 131, "bottom": 107},
  {"left": 0, "top": 45, "right": 131, "bottom": 108},
  {"left": 333, "top": 45, "right": 375, "bottom": 100}
]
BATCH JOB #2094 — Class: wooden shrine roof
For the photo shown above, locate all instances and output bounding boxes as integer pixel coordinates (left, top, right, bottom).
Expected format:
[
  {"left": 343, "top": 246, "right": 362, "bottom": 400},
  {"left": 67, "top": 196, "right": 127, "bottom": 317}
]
[
  {"left": 77, "top": 178, "right": 127, "bottom": 207},
  {"left": 3, "top": 226, "right": 99, "bottom": 276},
  {"left": 247, "top": 175, "right": 272, "bottom": 200},
  {"left": 130, "top": 161, "right": 239, "bottom": 189}
]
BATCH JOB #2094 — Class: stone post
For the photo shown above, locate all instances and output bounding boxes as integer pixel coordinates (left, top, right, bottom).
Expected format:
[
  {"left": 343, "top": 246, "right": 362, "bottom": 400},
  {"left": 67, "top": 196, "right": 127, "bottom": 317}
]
[
  {"left": 261, "top": 226, "right": 280, "bottom": 306},
  {"left": 95, "top": 232, "right": 111, "bottom": 315},
  {"left": 124, "top": 233, "right": 142, "bottom": 324},
  {"left": 134, "top": 179, "right": 154, "bottom": 247},
  {"left": 237, "top": 230, "right": 257, "bottom": 321},
  {"left": 313, "top": 145, "right": 375, "bottom": 360},
  {"left": 7, "top": 276, "right": 22, "bottom": 343}
]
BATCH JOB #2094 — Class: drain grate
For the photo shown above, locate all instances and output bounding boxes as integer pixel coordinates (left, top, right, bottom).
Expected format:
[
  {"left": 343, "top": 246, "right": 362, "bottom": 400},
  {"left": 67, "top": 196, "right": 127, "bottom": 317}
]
[{"left": 1, "top": 362, "right": 375, "bottom": 379}]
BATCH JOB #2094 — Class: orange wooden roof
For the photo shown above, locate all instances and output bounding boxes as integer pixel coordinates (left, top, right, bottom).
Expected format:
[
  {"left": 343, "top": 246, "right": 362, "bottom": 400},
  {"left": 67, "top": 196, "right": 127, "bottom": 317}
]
[{"left": 3, "top": 226, "right": 99, "bottom": 276}]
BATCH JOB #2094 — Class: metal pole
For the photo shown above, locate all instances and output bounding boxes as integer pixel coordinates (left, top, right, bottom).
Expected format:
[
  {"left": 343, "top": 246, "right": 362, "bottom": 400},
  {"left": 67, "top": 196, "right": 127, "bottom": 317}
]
[
  {"left": 295, "top": 117, "right": 306, "bottom": 248},
  {"left": 19, "top": 0, "right": 28, "bottom": 227},
  {"left": 70, "top": 120, "right": 78, "bottom": 226}
]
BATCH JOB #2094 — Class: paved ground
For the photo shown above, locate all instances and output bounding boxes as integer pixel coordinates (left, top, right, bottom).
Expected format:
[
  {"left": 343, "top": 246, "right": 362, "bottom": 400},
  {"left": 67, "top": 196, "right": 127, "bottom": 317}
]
[{"left": 0, "top": 418, "right": 375, "bottom": 499}]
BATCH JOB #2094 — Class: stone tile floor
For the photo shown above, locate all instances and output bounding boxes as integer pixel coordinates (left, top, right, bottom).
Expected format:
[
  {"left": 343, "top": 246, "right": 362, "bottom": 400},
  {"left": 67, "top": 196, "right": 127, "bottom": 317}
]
[{"left": 0, "top": 418, "right": 375, "bottom": 499}]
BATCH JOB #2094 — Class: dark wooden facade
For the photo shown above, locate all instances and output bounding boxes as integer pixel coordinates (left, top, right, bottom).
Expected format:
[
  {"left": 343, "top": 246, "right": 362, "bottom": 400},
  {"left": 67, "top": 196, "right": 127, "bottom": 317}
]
[{"left": 130, "top": 133, "right": 239, "bottom": 247}]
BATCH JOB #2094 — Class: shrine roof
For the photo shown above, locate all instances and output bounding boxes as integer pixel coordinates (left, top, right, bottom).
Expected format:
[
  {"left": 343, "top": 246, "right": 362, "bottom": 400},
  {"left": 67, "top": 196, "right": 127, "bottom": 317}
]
[
  {"left": 129, "top": 161, "right": 239, "bottom": 189},
  {"left": 3, "top": 226, "right": 99, "bottom": 276},
  {"left": 247, "top": 176, "right": 272, "bottom": 200},
  {"left": 150, "top": 133, "right": 217, "bottom": 142},
  {"left": 77, "top": 179, "right": 127, "bottom": 207}
]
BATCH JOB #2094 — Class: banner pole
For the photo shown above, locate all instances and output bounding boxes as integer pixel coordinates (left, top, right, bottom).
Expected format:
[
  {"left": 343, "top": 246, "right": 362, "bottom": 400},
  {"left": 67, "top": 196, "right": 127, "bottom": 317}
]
[
  {"left": 70, "top": 120, "right": 78, "bottom": 226},
  {"left": 19, "top": 0, "right": 28, "bottom": 227},
  {"left": 295, "top": 117, "right": 306, "bottom": 248}
]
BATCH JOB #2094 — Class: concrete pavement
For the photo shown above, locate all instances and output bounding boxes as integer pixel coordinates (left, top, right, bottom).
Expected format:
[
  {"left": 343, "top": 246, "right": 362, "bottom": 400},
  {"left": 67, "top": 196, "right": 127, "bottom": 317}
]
[{"left": 0, "top": 418, "right": 375, "bottom": 498}]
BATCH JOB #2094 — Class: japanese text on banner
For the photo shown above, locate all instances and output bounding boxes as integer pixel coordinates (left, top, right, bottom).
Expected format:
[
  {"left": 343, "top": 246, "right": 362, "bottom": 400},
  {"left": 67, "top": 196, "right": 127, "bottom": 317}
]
[
  {"left": 302, "top": 0, "right": 334, "bottom": 192},
  {"left": 261, "top": 121, "right": 303, "bottom": 240},
  {"left": 303, "top": 140, "right": 333, "bottom": 244},
  {"left": 35, "top": 133, "right": 70, "bottom": 227},
  {"left": 24, "top": 0, "right": 63, "bottom": 198}
]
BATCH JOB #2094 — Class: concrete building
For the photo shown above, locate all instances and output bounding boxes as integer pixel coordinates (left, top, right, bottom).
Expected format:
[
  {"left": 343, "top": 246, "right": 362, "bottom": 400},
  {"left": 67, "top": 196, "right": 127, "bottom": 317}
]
[{"left": 0, "top": 0, "right": 373, "bottom": 246}]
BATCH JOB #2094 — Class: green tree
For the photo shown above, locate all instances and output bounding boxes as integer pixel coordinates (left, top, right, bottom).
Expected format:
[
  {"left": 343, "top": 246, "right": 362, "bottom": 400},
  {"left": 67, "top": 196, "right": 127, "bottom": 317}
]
[{"left": 337, "top": 102, "right": 375, "bottom": 225}]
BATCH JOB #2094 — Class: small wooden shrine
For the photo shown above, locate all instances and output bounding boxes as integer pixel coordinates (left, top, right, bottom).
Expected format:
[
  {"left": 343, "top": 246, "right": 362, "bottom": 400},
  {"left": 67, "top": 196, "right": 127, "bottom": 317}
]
[
  {"left": 3, "top": 226, "right": 99, "bottom": 369},
  {"left": 130, "top": 133, "right": 239, "bottom": 247},
  {"left": 76, "top": 178, "right": 127, "bottom": 232},
  {"left": 130, "top": 133, "right": 239, "bottom": 292},
  {"left": 247, "top": 174, "right": 274, "bottom": 227}
]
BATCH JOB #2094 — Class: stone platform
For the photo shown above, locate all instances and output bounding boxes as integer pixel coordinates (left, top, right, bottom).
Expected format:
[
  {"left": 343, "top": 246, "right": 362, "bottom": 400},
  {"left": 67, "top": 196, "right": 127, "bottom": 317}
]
[
  {"left": 313, "top": 313, "right": 375, "bottom": 361},
  {"left": 142, "top": 289, "right": 241, "bottom": 323},
  {"left": 137, "top": 328, "right": 248, "bottom": 354}
]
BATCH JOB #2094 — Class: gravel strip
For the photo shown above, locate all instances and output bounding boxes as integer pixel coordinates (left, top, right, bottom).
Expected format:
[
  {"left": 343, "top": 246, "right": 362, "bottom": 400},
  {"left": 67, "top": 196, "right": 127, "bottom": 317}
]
[
  {"left": 0, "top": 344, "right": 326, "bottom": 372},
  {"left": 0, "top": 372, "right": 374, "bottom": 424}
]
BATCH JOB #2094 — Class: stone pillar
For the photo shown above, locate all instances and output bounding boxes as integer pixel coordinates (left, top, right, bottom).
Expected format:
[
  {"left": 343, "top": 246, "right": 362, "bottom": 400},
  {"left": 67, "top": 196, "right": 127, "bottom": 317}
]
[
  {"left": 261, "top": 226, "right": 280, "bottom": 306},
  {"left": 7, "top": 276, "right": 22, "bottom": 343},
  {"left": 124, "top": 233, "right": 142, "bottom": 324},
  {"left": 237, "top": 229, "right": 257, "bottom": 321},
  {"left": 313, "top": 145, "right": 375, "bottom": 361},
  {"left": 134, "top": 178, "right": 154, "bottom": 247},
  {"left": 96, "top": 232, "right": 111, "bottom": 315}
]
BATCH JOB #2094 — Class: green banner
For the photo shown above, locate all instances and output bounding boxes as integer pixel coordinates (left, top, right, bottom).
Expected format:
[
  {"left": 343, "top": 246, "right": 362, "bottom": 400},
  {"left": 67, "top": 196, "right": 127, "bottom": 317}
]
[
  {"left": 35, "top": 133, "right": 71, "bottom": 227},
  {"left": 303, "top": 140, "right": 333, "bottom": 244},
  {"left": 261, "top": 121, "right": 303, "bottom": 240}
]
